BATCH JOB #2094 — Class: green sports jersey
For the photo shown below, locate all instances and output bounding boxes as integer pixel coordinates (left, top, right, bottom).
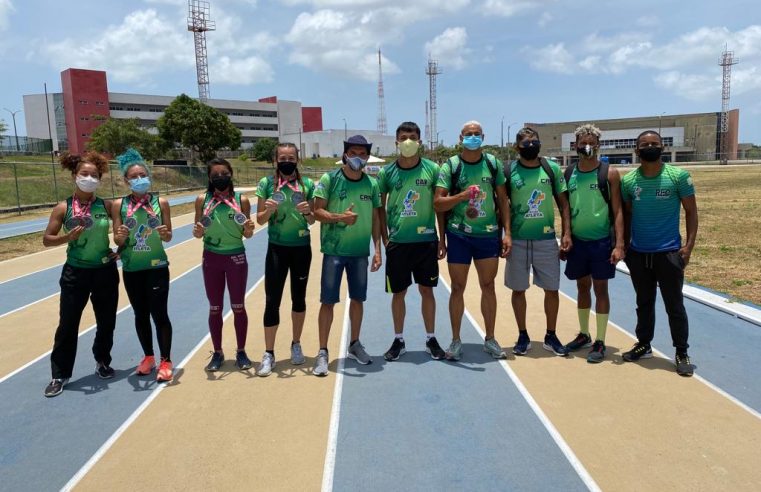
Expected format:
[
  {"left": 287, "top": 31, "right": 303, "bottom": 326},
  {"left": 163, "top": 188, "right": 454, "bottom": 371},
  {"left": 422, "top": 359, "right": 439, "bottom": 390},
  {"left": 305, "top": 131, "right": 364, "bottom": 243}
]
[
  {"left": 376, "top": 158, "right": 438, "bottom": 243},
  {"left": 202, "top": 191, "right": 245, "bottom": 255},
  {"left": 63, "top": 196, "right": 112, "bottom": 268},
  {"left": 567, "top": 166, "right": 610, "bottom": 241},
  {"left": 314, "top": 169, "right": 381, "bottom": 257},
  {"left": 508, "top": 159, "right": 567, "bottom": 240},
  {"left": 435, "top": 153, "right": 506, "bottom": 238},
  {"left": 256, "top": 175, "right": 315, "bottom": 246},
  {"left": 118, "top": 194, "right": 169, "bottom": 272}
]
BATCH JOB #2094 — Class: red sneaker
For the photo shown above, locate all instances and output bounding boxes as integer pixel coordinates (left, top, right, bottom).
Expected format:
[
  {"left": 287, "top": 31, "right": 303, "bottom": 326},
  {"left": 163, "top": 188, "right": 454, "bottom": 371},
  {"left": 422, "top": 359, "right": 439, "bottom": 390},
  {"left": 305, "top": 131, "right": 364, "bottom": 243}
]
[
  {"left": 136, "top": 355, "right": 156, "bottom": 375},
  {"left": 156, "top": 359, "right": 173, "bottom": 382}
]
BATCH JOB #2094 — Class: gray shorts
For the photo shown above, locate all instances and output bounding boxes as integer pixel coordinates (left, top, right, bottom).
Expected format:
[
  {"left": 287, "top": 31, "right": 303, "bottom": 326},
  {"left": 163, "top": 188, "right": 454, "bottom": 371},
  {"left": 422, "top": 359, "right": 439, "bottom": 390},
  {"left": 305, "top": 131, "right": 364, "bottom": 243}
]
[{"left": 505, "top": 239, "right": 560, "bottom": 291}]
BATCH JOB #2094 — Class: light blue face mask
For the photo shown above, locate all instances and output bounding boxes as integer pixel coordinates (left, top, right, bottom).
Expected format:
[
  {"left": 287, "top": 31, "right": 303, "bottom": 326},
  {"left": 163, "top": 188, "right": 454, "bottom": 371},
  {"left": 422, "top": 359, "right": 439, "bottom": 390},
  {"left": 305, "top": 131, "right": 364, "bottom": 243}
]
[
  {"left": 129, "top": 176, "right": 151, "bottom": 194},
  {"left": 462, "top": 135, "right": 483, "bottom": 150},
  {"left": 346, "top": 156, "right": 367, "bottom": 171}
]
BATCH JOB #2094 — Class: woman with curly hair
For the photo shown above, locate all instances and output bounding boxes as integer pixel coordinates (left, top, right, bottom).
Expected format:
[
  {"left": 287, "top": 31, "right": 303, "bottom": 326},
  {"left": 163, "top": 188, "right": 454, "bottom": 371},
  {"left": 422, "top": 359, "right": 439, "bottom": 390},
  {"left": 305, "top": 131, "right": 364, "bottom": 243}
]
[
  {"left": 42, "top": 151, "right": 119, "bottom": 397},
  {"left": 112, "top": 148, "right": 174, "bottom": 383}
]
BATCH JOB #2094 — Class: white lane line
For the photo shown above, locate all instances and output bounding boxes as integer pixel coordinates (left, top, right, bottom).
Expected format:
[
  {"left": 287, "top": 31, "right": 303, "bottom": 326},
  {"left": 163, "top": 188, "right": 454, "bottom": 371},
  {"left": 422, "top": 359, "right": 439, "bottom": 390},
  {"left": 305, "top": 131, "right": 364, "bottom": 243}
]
[
  {"left": 440, "top": 277, "right": 602, "bottom": 492},
  {"left": 0, "top": 225, "right": 267, "bottom": 385},
  {"left": 321, "top": 299, "right": 351, "bottom": 492},
  {"left": 60, "top": 275, "right": 266, "bottom": 492},
  {"left": 557, "top": 290, "right": 761, "bottom": 423}
]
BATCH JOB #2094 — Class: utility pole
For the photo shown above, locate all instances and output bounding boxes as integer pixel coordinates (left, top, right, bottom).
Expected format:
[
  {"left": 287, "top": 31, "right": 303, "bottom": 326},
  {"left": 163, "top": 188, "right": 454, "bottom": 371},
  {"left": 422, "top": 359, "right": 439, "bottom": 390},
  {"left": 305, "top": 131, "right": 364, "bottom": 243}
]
[{"left": 3, "top": 108, "right": 22, "bottom": 152}]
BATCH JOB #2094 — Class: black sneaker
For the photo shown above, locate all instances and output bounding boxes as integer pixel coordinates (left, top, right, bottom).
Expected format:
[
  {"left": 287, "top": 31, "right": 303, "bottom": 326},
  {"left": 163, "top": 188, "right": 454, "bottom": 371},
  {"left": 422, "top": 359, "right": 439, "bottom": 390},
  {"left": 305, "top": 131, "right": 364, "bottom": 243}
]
[
  {"left": 565, "top": 332, "right": 593, "bottom": 352},
  {"left": 425, "top": 336, "right": 446, "bottom": 360},
  {"left": 44, "top": 378, "right": 69, "bottom": 398},
  {"left": 587, "top": 340, "right": 606, "bottom": 363},
  {"left": 236, "top": 350, "right": 253, "bottom": 370},
  {"left": 384, "top": 338, "right": 406, "bottom": 361},
  {"left": 543, "top": 332, "right": 569, "bottom": 356},
  {"left": 95, "top": 363, "right": 115, "bottom": 379},
  {"left": 675, "top": 352, "right": 694, "bottom": 377},
  {"left": 622, "top": 342, "right": 653, "bottom": 362},
  {"left": 205, "top": 351, "right": 225, "bottom": 372}
]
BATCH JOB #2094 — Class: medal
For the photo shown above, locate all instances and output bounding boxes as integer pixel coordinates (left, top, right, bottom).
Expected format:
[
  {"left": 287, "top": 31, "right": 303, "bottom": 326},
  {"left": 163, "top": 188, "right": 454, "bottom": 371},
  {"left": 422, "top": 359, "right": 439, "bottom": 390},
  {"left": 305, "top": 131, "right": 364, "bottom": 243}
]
[
  {"left": 465, "top": 206, "right": 479, "bottom": 219},
  {"left": 234, "top": 213, "right": 247, "bottom": 225},
  {"left": 147, "top": 216, "right": 161, "bottom": 228},
  {"left": 200, "top": 215, "right": 213, "bottom": 228},
  {"left": 124, "top": 217, "right": 138, "bottom": 230},
  {"left": 291, "top": 192, "right": 305, "bottom": 204},
  {"left": 82, "top": 216, "right": 94, "bottom": 229},
  {"left": 65, "top": 217, "right": 83, "bottom": 230},
  {"left": 272, "top": 191, "right": 285, "bottom": 203},
  {"left": 465, "top": 185, "right": 480, "bottom": 219},
  {"left": 70, "top": 196, "right": 92, "bottom": 230}
]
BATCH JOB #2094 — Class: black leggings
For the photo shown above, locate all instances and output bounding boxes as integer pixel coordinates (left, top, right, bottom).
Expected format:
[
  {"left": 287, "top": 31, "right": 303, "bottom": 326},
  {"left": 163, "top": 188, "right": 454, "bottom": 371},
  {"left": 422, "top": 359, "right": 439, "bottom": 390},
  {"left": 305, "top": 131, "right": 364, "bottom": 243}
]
[
  {"left": 51, "top": 262, "right": 119, "bottom": 379},
  {"left": 123, "top": 267, "right": 173, "bottom": 360},
  {"left": 264, "top": 243, "right": 311, "bottom": 327}
]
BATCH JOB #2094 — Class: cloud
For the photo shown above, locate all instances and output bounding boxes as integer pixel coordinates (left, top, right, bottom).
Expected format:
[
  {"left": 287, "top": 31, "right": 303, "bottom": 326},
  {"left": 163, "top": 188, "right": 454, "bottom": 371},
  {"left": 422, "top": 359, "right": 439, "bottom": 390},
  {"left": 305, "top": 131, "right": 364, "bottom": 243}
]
[
  {"left": 538, "top": 11, "right": 553, "bottom": 28},
  {"left": 0, "top": 0, "right": 14, "bottom": 31},
  {"left": 211, "top": 55, "right": 273, "bottom": 84},
  {"left": 424, "top": 27, "right": 470, "bottom": 70},
  {"left": 483, "top": 0, "right": 541, "bottom": 17},
  {"left": 528, "top": 42, "right": 574, "bottom": 74},
  {"left": 654, "top": 71, "right": 717, "bottom": 101}
]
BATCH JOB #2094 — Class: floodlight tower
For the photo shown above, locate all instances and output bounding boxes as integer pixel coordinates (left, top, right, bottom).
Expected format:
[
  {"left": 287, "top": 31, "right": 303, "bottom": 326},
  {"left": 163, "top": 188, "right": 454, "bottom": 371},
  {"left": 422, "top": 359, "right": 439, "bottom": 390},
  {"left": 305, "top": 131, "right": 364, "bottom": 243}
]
[
  {"left": 718, "top": 46, "right": 739, "bottom": 164},
  {"left": 377, "top": 49, "right": 388, "bottom": 134},
  {"left": 187, "top": 0, "right": 216, "bottom": 103},
  {"left": 426, "top": 57, "right": 442, "bottom": 150},
  {"left": 424, "top": 101, "right": 430, "bottom": 145}
]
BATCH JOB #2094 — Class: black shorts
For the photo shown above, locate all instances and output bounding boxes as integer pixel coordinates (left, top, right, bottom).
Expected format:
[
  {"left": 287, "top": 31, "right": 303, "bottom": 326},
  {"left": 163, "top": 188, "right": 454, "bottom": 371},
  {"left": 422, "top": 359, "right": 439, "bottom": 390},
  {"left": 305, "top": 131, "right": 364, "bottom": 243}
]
[{"left": 385, "top": 241, "right": 439, "bottom": 294}]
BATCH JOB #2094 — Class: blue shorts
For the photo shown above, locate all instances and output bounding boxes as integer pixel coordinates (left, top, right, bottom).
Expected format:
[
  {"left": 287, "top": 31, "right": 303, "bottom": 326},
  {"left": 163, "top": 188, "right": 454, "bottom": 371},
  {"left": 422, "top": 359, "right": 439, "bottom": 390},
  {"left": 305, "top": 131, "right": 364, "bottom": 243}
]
[
  {"left": 320, "top": 255, "right": 369, "bottom": 304},
  {"left": 564, "top": 236, "right": 616, "bottom": 280},
  {"left": 446, "top": 231, "right": 500, "bottom": 264}
]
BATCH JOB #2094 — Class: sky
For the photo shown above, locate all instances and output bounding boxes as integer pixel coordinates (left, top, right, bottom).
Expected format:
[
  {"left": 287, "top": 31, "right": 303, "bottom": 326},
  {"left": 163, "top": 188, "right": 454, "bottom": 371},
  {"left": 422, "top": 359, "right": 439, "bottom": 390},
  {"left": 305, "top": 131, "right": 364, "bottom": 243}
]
[{"left": 0, "top": 0, "right": 759, "bottom": 145}]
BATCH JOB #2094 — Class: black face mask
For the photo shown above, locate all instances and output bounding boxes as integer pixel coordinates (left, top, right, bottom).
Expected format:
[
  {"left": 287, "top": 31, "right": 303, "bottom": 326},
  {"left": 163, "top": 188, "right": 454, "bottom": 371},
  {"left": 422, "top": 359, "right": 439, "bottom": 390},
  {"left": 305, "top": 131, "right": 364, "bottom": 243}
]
[
  {"left": 639, "top": 147, "right": 663, "bottom": 162},
  {"left": 211, "top": 175, "right": 232, "bottom": 191},
  {"left": 519, "top": 146, "right": 540, "bottom": 160},
  {"left": 277, "top": 161, "right": 297, "bottom": 176},
  {"left": 577, "top": 144, "right": 595, "bottom": 158}
]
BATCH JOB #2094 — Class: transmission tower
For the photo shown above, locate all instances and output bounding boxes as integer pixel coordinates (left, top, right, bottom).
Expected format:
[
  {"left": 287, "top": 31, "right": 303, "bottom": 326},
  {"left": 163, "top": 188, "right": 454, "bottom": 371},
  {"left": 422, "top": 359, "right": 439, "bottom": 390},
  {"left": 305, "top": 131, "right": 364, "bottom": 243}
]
[
  {"left": 424, "top": 101, "right": 430, "bottom": 145},
  {"left": 376, "top": 49, "right": 388, "bottom": 134},
  {"left": 426, "top": 57, "right": 442, "bottom": 150},
  {"left": 718, "top": 46, "right": 738, "bottom": 164},
  {"left": 187, "top": 0, "right": 216, "bottom": 103}
]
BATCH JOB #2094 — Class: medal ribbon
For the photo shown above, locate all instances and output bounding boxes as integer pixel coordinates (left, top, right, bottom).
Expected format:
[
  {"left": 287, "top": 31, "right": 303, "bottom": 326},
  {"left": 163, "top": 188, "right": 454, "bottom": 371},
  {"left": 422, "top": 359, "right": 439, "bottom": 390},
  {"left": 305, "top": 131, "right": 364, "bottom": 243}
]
[
  {"left": 277, "top": 177, "right": 301, "bottom": 194},
  {"left": 72, "top": 196, "right": 92, "bottom": 219},
  {"left": 127, "top": 194, "right": 156, "bottom": 218},
  {"left": 204, "top": 192, "right": 241, "bottom": 217}
]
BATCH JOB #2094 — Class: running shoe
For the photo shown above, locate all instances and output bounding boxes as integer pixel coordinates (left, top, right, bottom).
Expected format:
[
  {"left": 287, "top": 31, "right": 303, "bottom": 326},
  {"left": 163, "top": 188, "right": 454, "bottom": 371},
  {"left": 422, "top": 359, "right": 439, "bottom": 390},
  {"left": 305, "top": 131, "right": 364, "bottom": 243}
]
[
  {"left": 675, "top": 351, "right": 694, "bottom": 377},
  {"left": 622, "top": 342, "right": 653, "bottom": 362},
  {"left": 205, "top": 351, "right": 224, "bottom": 372},
  {"left": 513, "top": 331, "right": 531, "bottom": 356},
  {"left": 565, "top": 332, "right": 593, "bottom": 352},
  {"left": 290, "top": 342, "right": 305, "bottom": 365},
  {"left": 425, "top": 337, "right": 446, "bottom": 360},
  {"left": 313, "top": 349, "right": 329, "bottom": 377},
  {"left": 135, "top": 355, "right": 156, "bottom": 376},
  {"left": 257, "top": 352, "right": 275, "bottom": 377},
  {"left": 156, "top": 359, "right": 173, "bottom": 382},
  {"left": 236, "top": 350, "right": 253, "bottom": 370},
  {"left": 44, "top": 378, "right": 69, "bottom": 398},
  {"left": 543, "top": 332, "right": 569, "bottom": 356},
  {"left": 347, "top": 340, "right": 373, "bottom": 365},
  {"left": 587, "top": 340, "right": 606, "bottom": 364},
  {"left": 384, "top": 337, "right": 406, "bottom": 361},
  {"left": 95, "top": 363, "right": 116, "bottom": 379},
  {"left": 483, "top": 337, "right": 507, "bottom": 359},
  {"left": 445, "top": 339, "right": 463, "bottom": 361}
]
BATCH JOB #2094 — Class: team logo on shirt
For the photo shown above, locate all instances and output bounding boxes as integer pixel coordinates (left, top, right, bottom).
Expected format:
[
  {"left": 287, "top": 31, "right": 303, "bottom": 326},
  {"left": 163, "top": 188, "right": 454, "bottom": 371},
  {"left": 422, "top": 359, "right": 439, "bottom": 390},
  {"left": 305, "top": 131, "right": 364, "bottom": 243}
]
[
  {"left": 655, "top": 189, "right": 672, "bottom": 199},
  {"left": 133, "top": 224, "right": 152, "bottom": 252},
  {"left": 524, "top": 189, "right": 546, "bottom": 218},
  {"left": 339, "top": 190, "right": 347, "bottom": 199},
  {"left": 415, "top": 179, "right": 428, "bottom": 186},
  {"left": 401, "top": 190, "right": 420, "bottom": 217},
  {"left": 633, "top": 185, "right": 642, "bottom": 201}
]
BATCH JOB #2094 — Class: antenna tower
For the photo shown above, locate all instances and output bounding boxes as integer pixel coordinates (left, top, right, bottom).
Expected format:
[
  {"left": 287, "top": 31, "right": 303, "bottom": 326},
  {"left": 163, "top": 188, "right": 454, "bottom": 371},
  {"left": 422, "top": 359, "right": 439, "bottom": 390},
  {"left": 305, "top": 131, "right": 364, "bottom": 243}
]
[
  {"left": 377, "top": 49, "right": 388, "bottom": 134},
  {"left": 426, "top": 57, "right": 442, "bottom": 150},
  {"left": 718, "top": 46, "right": 739, "bottom": 164},
  {"left": 424, "top": 101, "right": 430, "bottom": 145},
  {"left": 187, "top": 1, "right": 216, "bottom": 103}
]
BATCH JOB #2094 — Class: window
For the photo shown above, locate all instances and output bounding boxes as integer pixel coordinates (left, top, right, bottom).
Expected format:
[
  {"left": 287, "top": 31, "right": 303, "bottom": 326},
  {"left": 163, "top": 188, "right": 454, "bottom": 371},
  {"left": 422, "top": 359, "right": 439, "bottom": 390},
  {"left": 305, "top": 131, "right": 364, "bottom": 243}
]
[
  {"left": 95, "top": 101, "right": 105, "bottom": 106},
  {"left": 79, "top": 100, "right": 88, "bottom": 104}
]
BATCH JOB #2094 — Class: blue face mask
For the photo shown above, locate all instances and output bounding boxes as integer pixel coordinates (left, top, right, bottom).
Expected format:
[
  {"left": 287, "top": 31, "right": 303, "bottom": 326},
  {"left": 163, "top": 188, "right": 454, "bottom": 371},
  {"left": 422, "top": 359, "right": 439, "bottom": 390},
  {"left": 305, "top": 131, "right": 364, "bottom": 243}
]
[
  {"left": 462, "top": 135, "right": 483, "bottom": 150},
  {"left": 346, "top": 156, "right": 367, "bottom": 171},
  {"left": 129, "top": 176, "right": 151, "bottom": 194}
]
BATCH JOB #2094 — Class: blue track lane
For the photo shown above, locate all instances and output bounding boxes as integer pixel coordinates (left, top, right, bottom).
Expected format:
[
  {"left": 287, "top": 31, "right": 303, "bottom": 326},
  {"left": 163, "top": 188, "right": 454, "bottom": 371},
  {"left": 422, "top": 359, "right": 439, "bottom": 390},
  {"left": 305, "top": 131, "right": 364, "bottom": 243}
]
[
  {"left": 0, "top": 230, "right": 268, "bottom": 491},
  {"left": 331, "top": 255, "right": 590, "bottom": 491},
  {"left": 557, "top": 263, "right": 761, "bottom": 415}
]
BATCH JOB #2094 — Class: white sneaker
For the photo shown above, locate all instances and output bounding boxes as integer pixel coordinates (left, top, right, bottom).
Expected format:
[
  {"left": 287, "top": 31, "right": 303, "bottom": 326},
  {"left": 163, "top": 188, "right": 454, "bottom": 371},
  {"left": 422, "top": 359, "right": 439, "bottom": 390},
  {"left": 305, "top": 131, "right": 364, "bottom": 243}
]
[{"left": 257, "top": 352, "right": 275, "bottom": 377}]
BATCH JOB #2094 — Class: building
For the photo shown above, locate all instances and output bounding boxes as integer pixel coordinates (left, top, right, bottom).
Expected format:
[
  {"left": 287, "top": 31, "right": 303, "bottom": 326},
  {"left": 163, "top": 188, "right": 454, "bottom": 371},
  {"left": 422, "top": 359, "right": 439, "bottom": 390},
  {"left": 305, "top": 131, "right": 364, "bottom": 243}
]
[
  {"left": 23, "top": 68, "right": 324, "bottom": 154},
  {"left": 299, "top": 129, "right": 396, "bottom": 158},
  {"left": 525, "top": 111, "right": 740, "bottom": 165}
]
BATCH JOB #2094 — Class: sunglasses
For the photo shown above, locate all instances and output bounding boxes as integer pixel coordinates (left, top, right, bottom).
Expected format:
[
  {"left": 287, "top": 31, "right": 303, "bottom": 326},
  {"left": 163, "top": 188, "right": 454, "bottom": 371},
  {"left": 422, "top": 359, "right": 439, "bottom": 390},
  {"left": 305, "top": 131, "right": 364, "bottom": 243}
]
[{"left": 519, "top": 139, "right": 541, "bottom": 148}]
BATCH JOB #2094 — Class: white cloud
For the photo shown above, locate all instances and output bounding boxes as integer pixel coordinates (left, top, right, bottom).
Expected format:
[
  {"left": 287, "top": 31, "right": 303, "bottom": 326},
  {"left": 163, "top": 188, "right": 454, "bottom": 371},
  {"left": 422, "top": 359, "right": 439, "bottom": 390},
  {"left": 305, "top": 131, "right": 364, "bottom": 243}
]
[
  {"left": 654, "top": 71, "right": 717, "bottom": 101},
  {"left": 424, "top": 27, "right": 470, "bottom": 70},
  {"left": 538, "top": 11, "right": 553, "bottom": 28},
  {"left": 0, "top": 0, "right": 14, "bottom": 31},
  {"left": 483, "top": 0, "right": 540, "bottom": 17},
  {"left": 211, "top": 55, "right": 273, "bottom": 84},
  {"left": 528, "top": 42, "right": 574, "bottom": 74}
]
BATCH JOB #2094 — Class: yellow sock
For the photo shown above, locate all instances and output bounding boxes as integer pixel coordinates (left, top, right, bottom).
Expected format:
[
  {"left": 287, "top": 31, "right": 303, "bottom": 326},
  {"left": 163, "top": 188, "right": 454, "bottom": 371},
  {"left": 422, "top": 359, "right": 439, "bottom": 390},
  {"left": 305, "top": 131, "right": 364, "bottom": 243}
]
[
  {"left": 596, "top": 313, "right": 609, "bottom": 341},
  {"left": 578, "top": 308, "right": 590, "bottom": 335}
]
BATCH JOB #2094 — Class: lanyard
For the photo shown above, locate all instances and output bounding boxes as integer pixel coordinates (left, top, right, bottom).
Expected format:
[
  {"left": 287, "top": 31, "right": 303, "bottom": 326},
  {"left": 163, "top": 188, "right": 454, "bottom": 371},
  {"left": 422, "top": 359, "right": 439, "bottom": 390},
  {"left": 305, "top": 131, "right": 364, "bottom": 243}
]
[
  {"left": 127, "top": 195, "right": 156, "bottom": 218},
  {"left": 204, "top": 192, "right": 240, "bottom": 216},
  {"left": 72, "top": 196, "right": 92, "bottom": 218},
  {"left": 277, "top": 177, "right": 300, "bottom": 194}
]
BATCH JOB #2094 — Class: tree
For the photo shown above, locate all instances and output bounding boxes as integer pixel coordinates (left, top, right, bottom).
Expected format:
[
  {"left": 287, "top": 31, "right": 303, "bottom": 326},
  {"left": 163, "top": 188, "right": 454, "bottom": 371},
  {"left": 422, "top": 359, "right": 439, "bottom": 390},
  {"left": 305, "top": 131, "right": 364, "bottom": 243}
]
[
  {"left": 251, "top": 137, "right": 278, "bottom": 162},
  {"left": 0, "top": 119, "right": 7, "bottom": 141},
  {"left": 157, "top": 94, "right": 242, "bottom": 162},
  {"left": 87, "top": 117, "right": 168, "bottom": 160}
]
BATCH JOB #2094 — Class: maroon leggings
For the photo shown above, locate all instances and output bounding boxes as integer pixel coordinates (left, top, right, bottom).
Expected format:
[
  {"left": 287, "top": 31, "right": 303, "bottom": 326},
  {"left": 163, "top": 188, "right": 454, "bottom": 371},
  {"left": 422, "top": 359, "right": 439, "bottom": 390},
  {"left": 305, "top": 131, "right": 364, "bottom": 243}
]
[{"left": 202, "top": 250, "right": 248, "bottom": 351}]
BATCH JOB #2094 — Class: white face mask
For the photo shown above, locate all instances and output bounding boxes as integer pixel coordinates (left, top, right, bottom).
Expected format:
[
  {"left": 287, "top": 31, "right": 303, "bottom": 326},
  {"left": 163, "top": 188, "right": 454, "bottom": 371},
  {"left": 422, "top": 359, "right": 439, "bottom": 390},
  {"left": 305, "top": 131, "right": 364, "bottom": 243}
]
[{"left": 76, "top": 175, "right": 100, "bottom": 193}]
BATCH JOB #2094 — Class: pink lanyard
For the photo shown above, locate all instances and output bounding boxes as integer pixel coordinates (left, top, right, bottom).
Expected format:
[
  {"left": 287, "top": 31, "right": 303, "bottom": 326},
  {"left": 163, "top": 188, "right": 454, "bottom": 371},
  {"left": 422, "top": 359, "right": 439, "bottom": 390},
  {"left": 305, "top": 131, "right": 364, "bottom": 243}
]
[
  {"left": 72, "top": 196, "right": 92, "bottom": 218},
  {"left": 127, "top": 195, "right": 155, "bottom": 218},
  {"left": 204, "top": 192, "right": 240, "bottom": 216},
  {"left": 277, "top": 177, "right": 300, "bottom": 193}
]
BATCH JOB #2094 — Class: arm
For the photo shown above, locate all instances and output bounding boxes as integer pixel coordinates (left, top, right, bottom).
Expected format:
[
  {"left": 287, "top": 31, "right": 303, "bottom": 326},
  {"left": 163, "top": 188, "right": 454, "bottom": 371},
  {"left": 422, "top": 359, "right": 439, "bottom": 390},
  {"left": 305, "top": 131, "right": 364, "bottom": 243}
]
[
  {"left": 42, "top": 202, "right": 80, "bottom": 247},
  {"left": 608, "top": 168, "right": 625, "bottom": 263},
  {"left": 379, "top": 193, "right": 389, "bottom": 247},
  {"left": 436, "top": 210, "right": 447, "bottom": 260},
  {"left": 495, "top": 184, "right": 512, "bottom": 258},
  {"left": 371, "top": 207, "right": 382, "bottom": 272},
  {"left": 240, "top": 195, "right": 255, "bottom": 238},
  {"left": 299, "top": 199, "right": 316, "bottom": 225},
  {"left": 157, "top": 197, "right": 173, "bottom": 242},
  {"left": 313, "top": 197, "right": 355, "bottom": 225},
  {"left": 680, "top": 195, "right": 698, "bottom": 267},
  {"left": 192, "top": 194, "right": 205, "bottom": 239},
  {"left": 111, "top": 198, "right": 129, "bottom": 247},
  {"left": 623, "top": 200, "right": 632, "bottom": 250},
  {"left": 433, "top": 187, "right": 468, "bottom": 212},
  {"left": 255, "top": 195, "right": 275, "bottom": 225},
  {"left": 557, "top": 191, "right": 572, "bottom": 253}
]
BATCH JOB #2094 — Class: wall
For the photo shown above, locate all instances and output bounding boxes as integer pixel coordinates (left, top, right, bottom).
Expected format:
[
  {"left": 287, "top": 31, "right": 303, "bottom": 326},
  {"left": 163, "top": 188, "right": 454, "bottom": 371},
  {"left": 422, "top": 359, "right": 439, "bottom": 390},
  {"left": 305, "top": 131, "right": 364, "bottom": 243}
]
[
  {"left": 61, "top": 69, "right": 110, "bottom": 154},
  {"left": 302, "top": 107, "right": 323, "bottom": 132}
]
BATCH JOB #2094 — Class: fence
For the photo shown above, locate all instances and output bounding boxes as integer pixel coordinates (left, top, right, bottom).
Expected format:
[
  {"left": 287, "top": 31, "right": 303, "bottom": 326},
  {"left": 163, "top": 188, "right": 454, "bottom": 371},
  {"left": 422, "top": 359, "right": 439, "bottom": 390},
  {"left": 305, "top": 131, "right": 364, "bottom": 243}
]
[
  {"left": 0, "top": 136, "right": 54, "bottom": 154},
  {"left": 0, "top": 162, "right": 296, "bottom": 215}
]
